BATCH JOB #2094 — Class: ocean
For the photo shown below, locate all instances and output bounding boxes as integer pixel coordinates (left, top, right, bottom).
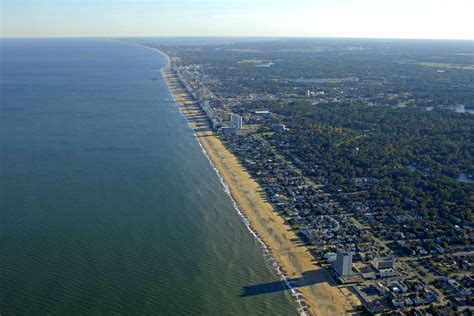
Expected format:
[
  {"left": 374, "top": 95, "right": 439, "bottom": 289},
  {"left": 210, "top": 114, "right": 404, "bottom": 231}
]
[{"left": 0, "top": 38, "right": 297, "bottom": 314}]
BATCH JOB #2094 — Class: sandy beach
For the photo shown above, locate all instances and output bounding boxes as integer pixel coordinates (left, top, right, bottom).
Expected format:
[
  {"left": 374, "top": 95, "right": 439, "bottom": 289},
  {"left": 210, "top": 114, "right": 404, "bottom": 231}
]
[{"left": 158, "top": 50, "right": 359, "bottom": 316}]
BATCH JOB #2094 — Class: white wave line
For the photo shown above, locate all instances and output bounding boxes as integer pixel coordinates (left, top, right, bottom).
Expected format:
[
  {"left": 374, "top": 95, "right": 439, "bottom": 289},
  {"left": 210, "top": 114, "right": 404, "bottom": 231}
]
[
  {"left": 195, "top": 139, "right": 308, "bottom": 316},
  {"left": 158, "top": 54, "right": 307, "bottom": 316}
]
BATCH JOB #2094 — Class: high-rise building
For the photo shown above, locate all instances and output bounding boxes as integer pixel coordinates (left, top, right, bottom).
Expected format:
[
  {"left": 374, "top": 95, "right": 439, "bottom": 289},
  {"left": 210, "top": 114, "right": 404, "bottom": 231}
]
[
  {"left": 231, "top": 114, "right": 243, "bottom": 129},
  {"left": 333, "top": 250, "right": 353, "bottom": 276}
]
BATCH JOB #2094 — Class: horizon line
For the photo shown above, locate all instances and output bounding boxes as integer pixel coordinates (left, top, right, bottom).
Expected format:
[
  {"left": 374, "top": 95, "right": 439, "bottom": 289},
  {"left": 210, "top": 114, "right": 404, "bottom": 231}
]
[{"left": 1, "top": 35, "right": 474, "bottom": 42}]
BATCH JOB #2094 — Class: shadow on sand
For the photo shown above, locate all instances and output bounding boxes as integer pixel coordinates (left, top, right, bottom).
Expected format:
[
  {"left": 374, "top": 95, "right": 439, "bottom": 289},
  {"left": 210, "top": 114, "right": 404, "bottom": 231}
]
[{"left": 240, "top": 269, "right": 328, "bottom": 297}]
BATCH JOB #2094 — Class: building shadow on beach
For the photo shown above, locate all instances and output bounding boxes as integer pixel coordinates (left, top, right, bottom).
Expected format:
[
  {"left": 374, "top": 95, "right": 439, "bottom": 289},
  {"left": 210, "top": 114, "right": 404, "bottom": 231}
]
[{"left": 240, "top": 269, "right": 328, "bottom": 297}]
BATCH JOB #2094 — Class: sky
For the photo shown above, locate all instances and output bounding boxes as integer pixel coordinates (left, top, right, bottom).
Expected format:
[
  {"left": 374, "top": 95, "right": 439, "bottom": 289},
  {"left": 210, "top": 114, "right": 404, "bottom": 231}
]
[{"left": 1, "top": 0, "right": 474, "bottom": 39}]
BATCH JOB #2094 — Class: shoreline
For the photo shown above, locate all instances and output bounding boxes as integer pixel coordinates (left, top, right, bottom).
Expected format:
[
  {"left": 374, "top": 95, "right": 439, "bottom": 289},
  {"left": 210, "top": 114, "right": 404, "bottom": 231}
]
[{"left": 154, "top": 48, "right": 357, "bottom": 316}]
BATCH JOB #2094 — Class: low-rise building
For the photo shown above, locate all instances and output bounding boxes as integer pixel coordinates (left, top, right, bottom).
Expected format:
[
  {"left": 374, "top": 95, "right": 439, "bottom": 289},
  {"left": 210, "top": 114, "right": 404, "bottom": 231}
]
[
  {"left": 231, "top": 114, "right": 243, "bottom": 129},
  {"left": 272, "top": 123, "right": 286, "bottom": 132},
  {"left": 221, "top": 126, "right": 236, "bottom": 135}
]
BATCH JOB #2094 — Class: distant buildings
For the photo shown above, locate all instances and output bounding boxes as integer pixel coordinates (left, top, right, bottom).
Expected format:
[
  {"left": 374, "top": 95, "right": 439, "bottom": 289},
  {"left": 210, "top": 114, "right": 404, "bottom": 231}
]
[
  {"left": 272, "top": 123, "right": 286, "bottom": 132},
  {"left": 333, "top": 250, "right": 353, "bottom": 276},
  {"left": 373, "top": 256, "right": 397, "bottom": 278},
  {"left": 199, "top": 99, "right": 242, "bottom": 133},
  {"left": 222, "top": 111, "right": 231, "bottom": 121},
  {"left": 373, "top": 257, "right": 394, "bottom": 270},
  {"left": 221, "top": 127, "right": 236, "bottom": 135},
  {"left": 231, "top": 114, "right": 243, "bottom": 129},
  {"left": 201, "top": 99, "right": 216, "bottom": 119},
  {"left": 305, "top": 90, "right": 324, "bottom": 98}
]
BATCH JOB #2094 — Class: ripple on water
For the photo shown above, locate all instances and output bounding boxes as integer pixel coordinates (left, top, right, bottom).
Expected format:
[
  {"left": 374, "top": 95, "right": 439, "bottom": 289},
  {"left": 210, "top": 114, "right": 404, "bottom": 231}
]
[{"left": 1, "top": 38, "right": 298, "bottom": 315}]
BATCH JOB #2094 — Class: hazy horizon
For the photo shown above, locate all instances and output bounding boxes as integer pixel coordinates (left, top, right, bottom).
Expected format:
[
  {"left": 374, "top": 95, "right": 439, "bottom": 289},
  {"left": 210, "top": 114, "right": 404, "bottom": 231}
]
[
  {"left": 2, "top": 0, "right": 474, "bottom": 40},
  {"left": 1, "top": 35, "right": 474, "bottom": 42}
]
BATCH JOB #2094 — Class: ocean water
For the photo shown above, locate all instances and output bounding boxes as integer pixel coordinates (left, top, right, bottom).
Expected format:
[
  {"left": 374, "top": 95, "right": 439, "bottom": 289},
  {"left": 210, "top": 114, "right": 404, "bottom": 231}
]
[{"left": 0, "top": 38, "right": 297, "bottom": 315}]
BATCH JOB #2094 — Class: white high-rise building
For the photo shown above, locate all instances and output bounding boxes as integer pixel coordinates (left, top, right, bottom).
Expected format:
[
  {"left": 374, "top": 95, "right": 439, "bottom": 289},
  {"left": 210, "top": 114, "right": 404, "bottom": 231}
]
[{"left": 332, "top": 250, "right": 353, "bottom": 276}]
